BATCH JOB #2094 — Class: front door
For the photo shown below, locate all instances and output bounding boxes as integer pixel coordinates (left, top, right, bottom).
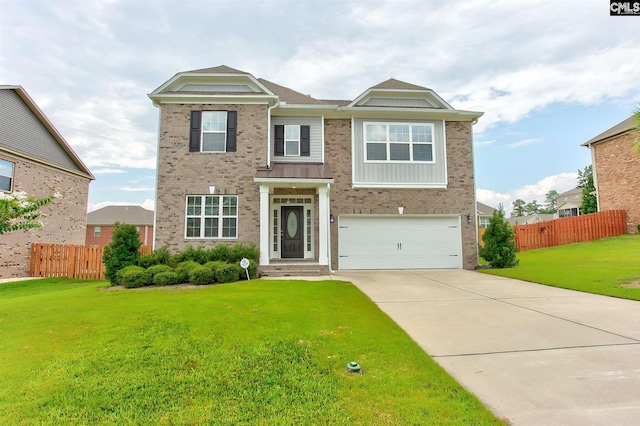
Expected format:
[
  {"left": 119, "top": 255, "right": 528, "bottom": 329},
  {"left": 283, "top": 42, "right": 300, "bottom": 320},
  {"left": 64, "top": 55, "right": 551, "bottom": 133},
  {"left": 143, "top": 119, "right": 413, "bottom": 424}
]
[{"left": 281, "top": 206, "right": 304, "bottom": 258}]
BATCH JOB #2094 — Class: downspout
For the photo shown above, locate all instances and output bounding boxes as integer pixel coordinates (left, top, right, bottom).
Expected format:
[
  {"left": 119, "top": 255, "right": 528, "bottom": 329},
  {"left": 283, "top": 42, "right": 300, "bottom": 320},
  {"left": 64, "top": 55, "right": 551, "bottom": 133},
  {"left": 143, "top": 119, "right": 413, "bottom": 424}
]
[
  {"left": 266, "top": 99, "right": 279, "bottom": 168},
  {"left": 471, "top": 118, "right": 479, "bottom": 268}
]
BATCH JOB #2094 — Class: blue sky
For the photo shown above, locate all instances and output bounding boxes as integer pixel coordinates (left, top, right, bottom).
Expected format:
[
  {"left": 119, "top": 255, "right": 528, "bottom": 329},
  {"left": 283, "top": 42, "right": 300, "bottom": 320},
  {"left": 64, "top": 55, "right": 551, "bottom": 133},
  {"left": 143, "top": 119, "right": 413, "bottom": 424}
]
[{"left": 1, "top": 0, "right": 638, "bottom": 214}]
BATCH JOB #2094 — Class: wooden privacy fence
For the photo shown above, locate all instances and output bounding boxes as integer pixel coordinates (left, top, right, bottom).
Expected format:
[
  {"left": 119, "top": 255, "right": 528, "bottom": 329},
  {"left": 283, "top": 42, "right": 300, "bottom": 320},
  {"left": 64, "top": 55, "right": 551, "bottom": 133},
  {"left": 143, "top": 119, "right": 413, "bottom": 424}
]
[
  {"left": 30, "top": 243, "right": 152, "bottom": 280},
  {"left": 513, "top": 210, "right": 626, "bottom": 252}
]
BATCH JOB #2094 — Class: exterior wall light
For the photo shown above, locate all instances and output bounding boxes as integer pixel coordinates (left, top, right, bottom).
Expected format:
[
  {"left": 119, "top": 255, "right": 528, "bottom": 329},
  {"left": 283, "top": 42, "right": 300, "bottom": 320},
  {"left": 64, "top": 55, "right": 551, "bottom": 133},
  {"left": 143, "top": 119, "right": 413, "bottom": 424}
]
[{"left": 467, "top": 214, "right": 472, "bottom": 224}]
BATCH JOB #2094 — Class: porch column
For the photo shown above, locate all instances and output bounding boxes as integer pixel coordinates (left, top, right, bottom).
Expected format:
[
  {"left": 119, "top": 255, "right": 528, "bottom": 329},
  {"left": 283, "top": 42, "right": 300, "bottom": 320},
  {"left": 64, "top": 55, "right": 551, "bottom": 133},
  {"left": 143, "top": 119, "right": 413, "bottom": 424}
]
[
  {"left": 317, "top": 185, "right": 329, "bottom": 265},
  {"left": 259, "top": 185, "right": 270, "bottom": 266}
]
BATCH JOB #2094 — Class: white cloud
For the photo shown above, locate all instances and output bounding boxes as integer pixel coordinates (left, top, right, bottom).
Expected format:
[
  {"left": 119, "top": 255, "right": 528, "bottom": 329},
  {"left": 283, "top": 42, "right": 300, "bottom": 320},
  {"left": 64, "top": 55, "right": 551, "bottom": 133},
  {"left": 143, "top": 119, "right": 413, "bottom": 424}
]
[
  {"left": 506, "top": 138, "right": 544, "bottom": 148},
  {"left": 92, "top": 168, "right": 127, "bottom": 174},
  {"left": 120, "top": 186, "right": 155, "bottom": 192},
  {"left": 474, "top": 139, "right": 495, "bottom": 147},
  {"left": 478, "top": 172, "right": 579, "bottom": 215}
]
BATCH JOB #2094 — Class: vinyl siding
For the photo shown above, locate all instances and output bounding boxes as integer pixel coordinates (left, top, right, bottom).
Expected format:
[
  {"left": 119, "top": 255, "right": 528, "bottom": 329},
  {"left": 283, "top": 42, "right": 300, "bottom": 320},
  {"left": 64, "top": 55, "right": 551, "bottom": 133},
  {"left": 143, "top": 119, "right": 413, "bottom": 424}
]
[
  {"left": 271, "top": 116, "right": 322, "bottom": 163},
  {"left": 352, "top": 118, "right": 447, "bottom": 186},
  {"left": 0, "top": 89, "right": 81, "bottom": 173}
]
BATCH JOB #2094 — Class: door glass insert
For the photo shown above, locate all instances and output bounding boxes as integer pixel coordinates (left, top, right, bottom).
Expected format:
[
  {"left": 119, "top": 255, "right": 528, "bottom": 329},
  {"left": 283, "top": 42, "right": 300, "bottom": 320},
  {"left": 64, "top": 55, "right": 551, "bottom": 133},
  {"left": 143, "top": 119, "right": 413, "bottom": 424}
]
[{"left": 287, "top": 211, "right": 298, "bottom": 238}]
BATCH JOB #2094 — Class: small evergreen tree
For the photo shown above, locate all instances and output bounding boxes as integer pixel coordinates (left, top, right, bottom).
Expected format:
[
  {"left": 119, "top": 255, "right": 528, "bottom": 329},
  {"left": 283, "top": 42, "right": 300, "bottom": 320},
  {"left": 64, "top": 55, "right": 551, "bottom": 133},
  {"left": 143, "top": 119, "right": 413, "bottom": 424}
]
[
  {"left": 480, "top": 210, "right": 519, "bottom": 268},
  {"left": 103, "top": 223, "right": 141, "bottom": 285},
  {"left": 578, "top": 165, "right": 597, "bottom": 214}
]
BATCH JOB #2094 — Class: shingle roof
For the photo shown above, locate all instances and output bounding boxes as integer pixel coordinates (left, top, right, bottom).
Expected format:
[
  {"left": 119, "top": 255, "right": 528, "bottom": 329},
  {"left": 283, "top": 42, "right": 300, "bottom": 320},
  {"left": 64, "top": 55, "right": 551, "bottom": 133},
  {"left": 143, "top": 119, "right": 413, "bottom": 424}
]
[
  {"left": 476, "top": 202, "right": 497, "bottom": 216},
  {"left": 368, "top": 78, "right": 430, "bottom": 91},
  {"left": 257, "top": 78, "right": 328, "bottom": 105},
  {"left": 185, "top": 65, "right": 251, "bottom": 75},
  {"left": 582, "top": 116, "right": 636, "bottom": 146},
  {"left": 87, "top": 206, "right": 154, "bottom": 226}
]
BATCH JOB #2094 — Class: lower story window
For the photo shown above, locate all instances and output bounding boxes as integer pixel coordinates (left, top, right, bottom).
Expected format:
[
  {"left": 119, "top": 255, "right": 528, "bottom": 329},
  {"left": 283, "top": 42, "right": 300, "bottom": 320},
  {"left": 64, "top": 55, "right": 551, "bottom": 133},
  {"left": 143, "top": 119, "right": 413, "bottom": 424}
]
[
  {"left": 0, "top": 159, "right": 14, "bottom": 192},
  {"left": 185, "top": 195, "right": 238, "bottom": 239},
  {"left": 94, "top": 226, "right": 101, "bottom": 237}
]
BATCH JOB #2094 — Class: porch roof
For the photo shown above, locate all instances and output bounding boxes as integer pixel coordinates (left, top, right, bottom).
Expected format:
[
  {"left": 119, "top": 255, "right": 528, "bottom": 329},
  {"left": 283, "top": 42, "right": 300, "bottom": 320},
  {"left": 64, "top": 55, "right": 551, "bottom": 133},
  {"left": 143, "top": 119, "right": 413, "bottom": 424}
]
[{"left": 254, "top": 162, "right": 334, "bottom": 186}]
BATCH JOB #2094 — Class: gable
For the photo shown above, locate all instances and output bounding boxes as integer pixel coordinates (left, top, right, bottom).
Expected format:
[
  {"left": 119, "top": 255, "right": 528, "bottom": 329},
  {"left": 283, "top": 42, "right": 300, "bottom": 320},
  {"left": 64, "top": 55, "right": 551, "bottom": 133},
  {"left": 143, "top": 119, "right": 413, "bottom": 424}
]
[{"left": 0, "top": 88, "right": 93, "bottom": 179}]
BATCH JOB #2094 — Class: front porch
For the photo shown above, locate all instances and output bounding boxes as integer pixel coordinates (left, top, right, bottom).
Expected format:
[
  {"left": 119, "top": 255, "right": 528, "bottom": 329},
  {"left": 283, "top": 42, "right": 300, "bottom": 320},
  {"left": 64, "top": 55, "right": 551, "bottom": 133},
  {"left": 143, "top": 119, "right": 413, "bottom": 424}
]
[
  {"left": 254, "top": 162, "right": 334, "bottom": 268},
  {"left": 258, "top": 259, "right": 330, "bottom": 277}
]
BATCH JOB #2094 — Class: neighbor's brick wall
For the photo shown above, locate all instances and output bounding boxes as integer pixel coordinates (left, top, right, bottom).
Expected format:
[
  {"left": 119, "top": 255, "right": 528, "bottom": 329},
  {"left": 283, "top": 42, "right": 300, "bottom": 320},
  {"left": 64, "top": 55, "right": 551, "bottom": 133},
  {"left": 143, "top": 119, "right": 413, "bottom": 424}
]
[
  {"left": 0, "top": 154, "right": 90, "bottom": 278},
  {"left": 86, "top": 225, "right": 153, "bottom": 246},
  {"left": 154, "top": 104, "right": 267, "bottom": 252},
  {"left": 325, "top": 119, "right": 478, "bottom": 270},
  {"left": 592, "top": 131, "right": 640, "bottom": 233}
]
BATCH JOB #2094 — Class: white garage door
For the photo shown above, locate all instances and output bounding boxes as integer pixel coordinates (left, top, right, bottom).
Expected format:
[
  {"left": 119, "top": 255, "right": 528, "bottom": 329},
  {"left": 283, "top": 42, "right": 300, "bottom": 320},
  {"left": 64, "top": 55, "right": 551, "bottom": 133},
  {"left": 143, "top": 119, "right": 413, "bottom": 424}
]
[{"left": 338, "top": 215, "right": 462, "bottom": 270}]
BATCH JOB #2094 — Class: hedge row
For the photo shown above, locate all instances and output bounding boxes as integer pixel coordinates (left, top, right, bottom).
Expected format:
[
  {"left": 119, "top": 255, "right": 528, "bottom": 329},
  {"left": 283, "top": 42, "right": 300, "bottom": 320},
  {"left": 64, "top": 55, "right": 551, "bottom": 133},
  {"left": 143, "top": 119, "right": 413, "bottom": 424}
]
[{"left": 116, "top": 258, "right": 258, "bottom": 289}]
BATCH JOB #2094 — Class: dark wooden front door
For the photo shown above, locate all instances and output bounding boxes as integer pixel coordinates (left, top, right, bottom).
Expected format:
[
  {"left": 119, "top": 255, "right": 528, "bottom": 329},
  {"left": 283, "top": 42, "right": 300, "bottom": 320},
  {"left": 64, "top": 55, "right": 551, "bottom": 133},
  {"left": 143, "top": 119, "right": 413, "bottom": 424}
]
[{"left": 281, "top": 206, "right": 304, "bottom": 258}]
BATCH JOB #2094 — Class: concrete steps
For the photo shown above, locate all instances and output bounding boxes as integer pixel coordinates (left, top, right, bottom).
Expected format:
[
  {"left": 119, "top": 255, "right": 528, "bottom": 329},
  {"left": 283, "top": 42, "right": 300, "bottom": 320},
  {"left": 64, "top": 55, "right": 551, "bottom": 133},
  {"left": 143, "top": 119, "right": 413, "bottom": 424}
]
[{"left": 259, "top": 261, "right": 328, "bottom": 277}]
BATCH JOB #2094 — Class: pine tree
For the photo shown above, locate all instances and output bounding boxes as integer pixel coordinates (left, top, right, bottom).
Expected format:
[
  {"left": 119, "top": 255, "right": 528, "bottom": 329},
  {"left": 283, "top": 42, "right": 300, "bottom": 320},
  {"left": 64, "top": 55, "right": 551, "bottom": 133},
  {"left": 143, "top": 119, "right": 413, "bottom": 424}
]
[
  {"left": 480, "top": 210, "right": 519, "bottom": 268},
  {"left": 102, "top": 223, "right": 141, "bottom": 285}
]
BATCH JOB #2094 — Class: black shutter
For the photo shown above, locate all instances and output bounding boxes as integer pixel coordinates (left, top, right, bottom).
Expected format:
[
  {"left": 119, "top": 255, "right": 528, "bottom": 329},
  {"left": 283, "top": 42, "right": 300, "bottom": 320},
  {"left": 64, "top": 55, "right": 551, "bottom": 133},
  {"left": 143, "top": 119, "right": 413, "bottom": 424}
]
[
  {"left": 300, "top": 125, "right": 311, "bottom": 157},
  {"left": 189, "top": 110, "right": 202, "bottom": 152},
  {"left": 226, "top": 111, "right": 237, "bottom": 152},
  {"left": 274, "top": 125, "right": 284, "bottom": 156}
]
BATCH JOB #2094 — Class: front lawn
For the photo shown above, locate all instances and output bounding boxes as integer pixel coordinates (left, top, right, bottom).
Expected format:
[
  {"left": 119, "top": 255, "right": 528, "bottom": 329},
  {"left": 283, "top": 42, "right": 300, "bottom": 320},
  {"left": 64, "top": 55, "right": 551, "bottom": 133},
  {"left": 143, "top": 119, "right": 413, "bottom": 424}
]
[
  {"left": 0, "top": 278, "right": 502, "bottom": 425},
  {"left": 480, "top": 235, "right": 640, "bottom": 300}
]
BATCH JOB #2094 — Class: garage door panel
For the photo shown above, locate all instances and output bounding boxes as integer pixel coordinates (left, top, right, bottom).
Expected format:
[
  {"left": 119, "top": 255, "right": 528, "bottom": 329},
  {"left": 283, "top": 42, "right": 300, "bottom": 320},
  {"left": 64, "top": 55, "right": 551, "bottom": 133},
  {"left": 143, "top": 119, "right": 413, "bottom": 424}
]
[{"left": 338, "top": 216, "right": 462, "bottom": 270}]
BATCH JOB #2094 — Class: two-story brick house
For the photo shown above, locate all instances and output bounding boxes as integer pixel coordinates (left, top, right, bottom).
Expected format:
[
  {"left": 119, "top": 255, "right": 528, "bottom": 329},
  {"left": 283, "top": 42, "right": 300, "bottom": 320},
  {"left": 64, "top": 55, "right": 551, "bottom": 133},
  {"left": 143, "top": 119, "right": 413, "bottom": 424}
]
[
  {"left": 149, "top": 66, "right": 482, "bottom": 271},
  {"left": 0, "top": 86, "right": 94, "bottom": 278}
]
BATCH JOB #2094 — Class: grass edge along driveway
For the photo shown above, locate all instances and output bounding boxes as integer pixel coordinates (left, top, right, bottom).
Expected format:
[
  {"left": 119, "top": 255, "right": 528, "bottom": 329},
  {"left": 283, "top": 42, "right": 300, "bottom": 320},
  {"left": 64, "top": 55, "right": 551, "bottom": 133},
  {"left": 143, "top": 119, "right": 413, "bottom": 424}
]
[
  {"left": 480, "top": 234, "right": 640, "bottom": 301},
  {"left": 0, "top": 278, "right": 504, "bottom": 425}
]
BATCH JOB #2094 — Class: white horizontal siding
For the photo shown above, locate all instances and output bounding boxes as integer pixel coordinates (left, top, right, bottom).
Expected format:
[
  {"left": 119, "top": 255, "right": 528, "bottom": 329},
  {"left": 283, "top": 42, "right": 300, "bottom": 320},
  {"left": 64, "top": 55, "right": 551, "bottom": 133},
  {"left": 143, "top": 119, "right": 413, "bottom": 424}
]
[{"left": 271, "top": 116, "right": 322, "bottom": 163}]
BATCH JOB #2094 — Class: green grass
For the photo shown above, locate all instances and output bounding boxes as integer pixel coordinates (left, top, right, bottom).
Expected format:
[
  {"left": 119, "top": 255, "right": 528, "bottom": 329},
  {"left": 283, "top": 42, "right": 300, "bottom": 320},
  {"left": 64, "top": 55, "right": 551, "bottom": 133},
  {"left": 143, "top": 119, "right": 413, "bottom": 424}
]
[
  {"left": 0, "top": 278, "right": 502, "bottom": 425},
  {"left": 480, "top": 235, "right": 640, "bottom": 300}
]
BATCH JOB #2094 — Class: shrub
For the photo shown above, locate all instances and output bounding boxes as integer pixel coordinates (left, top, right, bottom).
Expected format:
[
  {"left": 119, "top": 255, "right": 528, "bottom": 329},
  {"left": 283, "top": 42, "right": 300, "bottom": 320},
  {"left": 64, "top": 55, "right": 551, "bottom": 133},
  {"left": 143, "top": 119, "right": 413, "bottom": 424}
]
[
  {"left": 215, "top": 263, "right": 243, "bottom": 284},
  {"left": 138, "top": 246, "right": 172, "bottom": 268},
  {"left": 228, "top": 243, "right": 260, "bottom": 263},
  {"left": 208, "top": 243, "right": 231, "bottom": 262},
  {"left": 103, "top": 223, "right": 142, "bottom": 285},
  {"left": 171, "top": 245, "right": 208, "bottom": 265},
  {"left": 480, "top": 210, "right": 519, "bottom": 268},
  {"left": 117, "top": 265, "right": 148, "bottom": 288},
  {"left": 175, "top": 260, "right": 201, "bottom": 284},
  {"left": 204, "top": 261, "right": 227, "bottom": 275},
  {"left": 144, "top": 264, "right": 174, "bottom": 283},
  {"left": 189, "top": 265, "right": 215, "bottom": 285},
  {"left": 154, "top": 271, "right": 178, "bottom": 286},
  {"left": 247, "top": 259, "right": 258, "bottom": 279}
]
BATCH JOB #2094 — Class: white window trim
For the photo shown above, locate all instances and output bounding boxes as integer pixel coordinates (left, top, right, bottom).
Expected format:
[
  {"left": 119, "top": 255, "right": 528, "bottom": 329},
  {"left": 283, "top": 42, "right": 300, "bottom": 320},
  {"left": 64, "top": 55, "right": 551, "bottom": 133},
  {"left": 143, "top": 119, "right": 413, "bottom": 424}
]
[
  {"left": 0, "top": 158, "right": 14, "bottom": 192},
  {"left": 284, "top": 124, "right": 300, "bottom": 157},
  {"left": 363, "top": 121, "right": 435, "bottom": 164},
  {"left": 201, "top": 111, "right": 227, "bottom": 153},
  {"left": 185, "top": 195, "right": 238, "bottom": 239},
  {"left": 269, "top": 195, "right": 314, "bottom": 260}
]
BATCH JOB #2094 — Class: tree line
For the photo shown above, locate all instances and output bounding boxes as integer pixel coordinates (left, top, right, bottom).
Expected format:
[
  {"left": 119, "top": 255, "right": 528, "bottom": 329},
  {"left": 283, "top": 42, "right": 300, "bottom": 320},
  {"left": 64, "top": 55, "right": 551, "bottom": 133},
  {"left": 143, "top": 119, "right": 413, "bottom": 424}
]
[{"left": 510, "top": 165, "right": 597, "bottom": 218}]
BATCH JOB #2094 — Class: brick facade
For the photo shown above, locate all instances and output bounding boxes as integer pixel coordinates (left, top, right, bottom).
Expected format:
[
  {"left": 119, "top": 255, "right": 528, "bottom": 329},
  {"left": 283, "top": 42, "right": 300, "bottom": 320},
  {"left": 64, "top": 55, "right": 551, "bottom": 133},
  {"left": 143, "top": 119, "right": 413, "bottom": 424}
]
[
  {"left": 592, "top": 131, "right": 640, "bottom": 233},
  {"left": 155, "top": 103, "right": 268, "bottom": 252},
  {"left": 86, "top": 225, "right": 153, "bottom": 246},
  {"left": 0, "top": 154, "right": 90, "bottom": 278},
  {"left": 325, "top": 119, "right": 478, "bottom": 270}
]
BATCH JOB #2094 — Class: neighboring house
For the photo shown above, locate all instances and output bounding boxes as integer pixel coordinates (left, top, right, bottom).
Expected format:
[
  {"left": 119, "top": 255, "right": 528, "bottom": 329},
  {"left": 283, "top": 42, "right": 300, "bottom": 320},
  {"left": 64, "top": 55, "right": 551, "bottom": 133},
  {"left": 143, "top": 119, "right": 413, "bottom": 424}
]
[
  {"left": 148, "top": 66, "right": 483, "bottom": 271},
  {"left": 0, "top": 86, "right": 94, "bottom": 278},
  {"left": 582, "top": 115, "right": 639, "bottom": 233},
  {"left": 508, "top": 214, "right": 556, "bottom": 226},
  {"left": 86, "top": 206, "right": 154, "bottom": 246},
  {"left": 476, "top": 202, "right": 497, "bottom": 229},
  {"left": 556, "top": 187, "right": 582, "bottom": 218}
]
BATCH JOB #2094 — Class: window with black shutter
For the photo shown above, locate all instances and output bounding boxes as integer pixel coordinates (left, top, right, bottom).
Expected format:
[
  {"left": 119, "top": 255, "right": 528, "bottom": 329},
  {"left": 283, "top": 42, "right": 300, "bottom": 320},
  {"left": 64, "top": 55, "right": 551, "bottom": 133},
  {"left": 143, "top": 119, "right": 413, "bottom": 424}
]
[{"left": 189, "top": 110, "right": 237, "bottom": 152}]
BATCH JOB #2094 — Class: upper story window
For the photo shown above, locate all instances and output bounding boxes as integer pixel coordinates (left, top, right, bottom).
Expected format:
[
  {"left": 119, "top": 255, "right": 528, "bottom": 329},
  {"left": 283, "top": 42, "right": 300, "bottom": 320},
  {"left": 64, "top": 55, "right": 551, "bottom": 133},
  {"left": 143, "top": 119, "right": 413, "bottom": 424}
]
[
  {"left": 189, "top": 110, "right": 237, "bottom": 153},
  {"left": 185, "top": 195, "right": 238, "bottom": 239},
  {"left": 364, "top": 122, "right": 434, "bottom": 163},
  {"left": 285, "top": 125, "right": 300, "bottom": 156},
  {"left": 274, "top": 125, "right": 310, "bottom": 157},
  {"left": 0, "top": 159, "right": 14, "bottom": 192}
]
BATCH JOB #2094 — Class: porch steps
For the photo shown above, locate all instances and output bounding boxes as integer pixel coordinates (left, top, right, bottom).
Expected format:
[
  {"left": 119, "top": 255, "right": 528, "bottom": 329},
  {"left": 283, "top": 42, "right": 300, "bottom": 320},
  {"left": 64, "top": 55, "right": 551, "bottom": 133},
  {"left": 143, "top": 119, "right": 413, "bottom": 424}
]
[{"left": 259, "top": 261, "right": 329, "bottom": 277}]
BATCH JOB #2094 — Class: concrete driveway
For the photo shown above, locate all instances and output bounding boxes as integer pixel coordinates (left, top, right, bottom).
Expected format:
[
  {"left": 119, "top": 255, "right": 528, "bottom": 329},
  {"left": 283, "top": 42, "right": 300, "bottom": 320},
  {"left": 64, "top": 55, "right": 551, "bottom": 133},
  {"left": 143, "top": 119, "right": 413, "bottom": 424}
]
[{"left": 335, "top": 269, "right": 640, "bottom": 426}]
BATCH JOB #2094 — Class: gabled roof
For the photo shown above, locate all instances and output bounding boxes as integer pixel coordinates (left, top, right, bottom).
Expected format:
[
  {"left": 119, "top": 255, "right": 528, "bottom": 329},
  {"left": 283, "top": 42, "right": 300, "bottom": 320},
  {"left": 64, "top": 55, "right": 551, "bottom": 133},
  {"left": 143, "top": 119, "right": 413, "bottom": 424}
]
[
  {"left": 0, "top": 85, "right": 94, "bottom": 180},
  {"left": 582, "top": 115, "right": 636, "bottom": 146},
  {"left": 557, "top": 187, "right": 581, "bottom": 198},
  {"left": 87, "top": 205, "right": 154, "bottom": 226},
  {"left": 368, "top": 78, "right": 430, "bottom": 91},
  {"left": 186, "top": 65, "right": 251, "bottom": 75},
  {"left": 476, "top": 202, "right": 497, "bottom": 217}
]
